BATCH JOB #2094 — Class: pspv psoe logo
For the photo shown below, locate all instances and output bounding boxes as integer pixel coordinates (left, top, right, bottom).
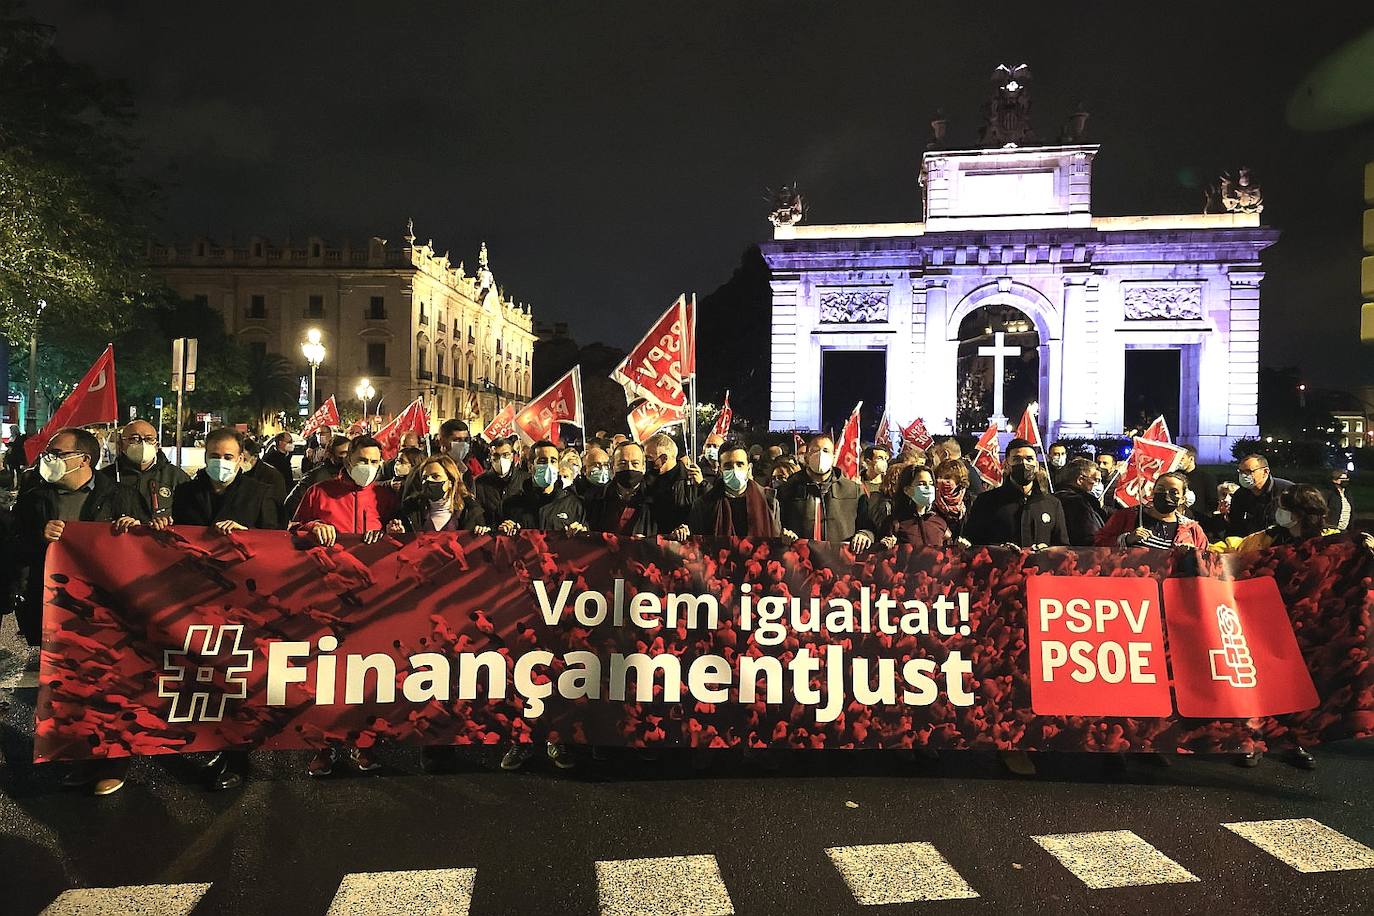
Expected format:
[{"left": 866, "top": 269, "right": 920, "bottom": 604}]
[
  {"left": 157, "top": 624, "right": 254, "bottom": 723},
  {"left": 1208, "top": 603, "right": 1257, "bottom": 688}
]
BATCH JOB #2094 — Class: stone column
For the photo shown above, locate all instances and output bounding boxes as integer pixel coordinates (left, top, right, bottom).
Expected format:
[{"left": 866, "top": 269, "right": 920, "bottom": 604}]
[
  {"left": 769, "top": 274, "right": 801, "bottom": 431},
  {"left": 1056, "top": 273, "right": 1095, "bottom": 438},
  {"left": 919, "top": 276, "right": 957, "bottom": 434},
  {"left": 1224, "top": 269, "right": 1263, "bottom": 457}
]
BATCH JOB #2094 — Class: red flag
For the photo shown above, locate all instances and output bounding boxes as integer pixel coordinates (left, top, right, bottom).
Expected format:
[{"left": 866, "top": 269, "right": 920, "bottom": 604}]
[
  {"left": 482, "top": 403, "right": 517, "bottom": 441},
  {"left": 972, "top": 422, "right": 1004, "bottom": 487},
  {"left": 836, "top": 402, "right": 863, "bottom": 480},
  {"left": 25, "top": 345, "right": 119, "bottom": 463},
  {"left": 875, "top": 409, "right": 894, "bottom": 452},
  {"left": 301, "top": 395, "right": 340, "bottom": 440},
  {"left": 1113, "top": 436, "right": 1187, "bottom": 508},
  {"left": 515, "top": 366, "right": 584, "bottom": 445},
  {"left": 900, "top": 417, "right": 934, "bottom": 451},
  {"left": 709, "top": 391, "right": 732, "bottom": 439},
  {"left": 1141, "top": 415, "right": 1172, "bottom": 443},
  {"left": 1014, "top": 406, "right": 1043, "bottom": 452},
  {"left": 374, "top": 398, "right": 429, "bottom": 460},
  {"left": 628, "top": 399, "right": 686, "bottom": 444},
  {"left": 610, "top": 296, "right": 688, "bottom": 408}
]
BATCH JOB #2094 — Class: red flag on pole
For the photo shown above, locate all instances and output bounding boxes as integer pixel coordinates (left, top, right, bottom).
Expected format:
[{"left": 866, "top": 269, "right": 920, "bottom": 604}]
[
  {"left": 1014, "top": 405, "right": 1044, "bottom": 451},
  {"left": 25, "top": 345, "right": 119, "bottom": 463},
  {"left": 875, "top": 409, "right": 894, "bottom": 452},
  {"left": 709, "top": 391, "right": 732, "bottom": 439},
  {"left": 1113, "top": 436, "right": 1187, "bottom": 508},
  {"left": 515, "top": 366, "right": 584, "bottom": 445},
  {"left": 972, "top": 422, "right": 1004, "bottom": 487},
  {"left": 900, "top": 417, "right": 934, "bottom": 451},
  {"left": 374, "top": 397, "right": 429, "bottom": 459},
  {"left": 1141, "top": 415, "right": 1172, "bottom": 443},
  {"left": 628, "top": 398, "right": 686, "bottom": 444},
  {"left": 836, "top": 402, "right": 863, "bottom": 479},
  {"left": 301, "top": 395, "right": 340, "bottom": 440},
  {"left": 482, "top": 403, "right": 517, "bottom": 442},
  {"left": 610, "top": 296, "right": 688, "bottom": 408}
]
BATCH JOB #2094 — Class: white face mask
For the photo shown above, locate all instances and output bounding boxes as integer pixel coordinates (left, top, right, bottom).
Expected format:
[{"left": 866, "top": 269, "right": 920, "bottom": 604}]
[
  {"left": 393, "top": 463, "right": 411, "bottom": 478},
  {"left": 703, "top": 445, "right": 720, "bottom": 461},
  {"left": 124, "top": 442, "right": 157, "bottom": 467},
  {"left": 349, "top": 463, "right": 379, "bottom": 487},
  {"left": 807, "top": 452, "right": 834, "bottom": 475},
  {"left": 722, "top": 467, "right": 749, "bottom": 493},
  {"left": 1090, "top": 481, "right": 1106, "bottom": 502},
  {"left": 449, "top": 441, "right": 470, "bottom": 462},
  {"left": 588, "top": 466, "right": 611, "bottom": 486},
  {"left": 1049, "top": 454, "right": 1066, "bottom": 469},
  {"left": 205, "top": 457, "right": 238, "bottom": 484},
  {"left": 493, "top": 456, "right": 513, "bottom": 476},
  {"left": 38, "top": 453, "right": 74, "bottom": 484},
  {"left": 1274, "top": 507, "right": 1296, "bottom": 529},
  {"left": 1239, "top": 471, "right": 1258, "bottom": 490}
]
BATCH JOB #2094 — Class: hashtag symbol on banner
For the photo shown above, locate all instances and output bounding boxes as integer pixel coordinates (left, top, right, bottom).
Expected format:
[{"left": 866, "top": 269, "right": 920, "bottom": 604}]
[
  {"left": 1208, "top": 604, "right": 1258, "bottom": 689},
  {"left": 157, "top": 625, "right": 254, "bottom": 723}
]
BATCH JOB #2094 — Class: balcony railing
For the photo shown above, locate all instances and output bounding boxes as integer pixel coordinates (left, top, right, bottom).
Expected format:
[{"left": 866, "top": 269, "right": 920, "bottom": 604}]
[
  {"left": 364, "top": 308, "right": 387, "bottom": 321},
  {"left": 436, "top": 373, "right": 451, "bottom": 386},
  {"left": 417, "top": 368, "right": 433, "bottom": 381},
  {"left": 366, "top": 366, "right": 391, "bottom": 378},
  {"left": 244, "top": 307, "right": 267, "bottom": 321},
  {"left": 437, "top": 320, "right": 448, "bottom": 334},
  {"left": 419, "top": 311, "right": 430, "bottom": 326}
]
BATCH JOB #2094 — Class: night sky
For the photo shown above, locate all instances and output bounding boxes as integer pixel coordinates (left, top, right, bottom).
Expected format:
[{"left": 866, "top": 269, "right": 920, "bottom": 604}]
[{"left": 33, "top": 2, "right": 1374, "bottom": 391}]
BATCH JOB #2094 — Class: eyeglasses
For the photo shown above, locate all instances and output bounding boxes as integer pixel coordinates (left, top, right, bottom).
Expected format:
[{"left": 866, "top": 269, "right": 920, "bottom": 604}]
[
  {"left": 42, "top": 449, "right": 82, "bottom": 460},
  {"left": 122, "top": 435, "right": 158, "bottom": 444}
]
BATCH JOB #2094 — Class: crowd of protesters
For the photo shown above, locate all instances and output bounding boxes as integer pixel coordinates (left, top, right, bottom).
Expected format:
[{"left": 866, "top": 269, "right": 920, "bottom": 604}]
[{"left": 1, "top": 417, "right": 1370, "bottom": 794}]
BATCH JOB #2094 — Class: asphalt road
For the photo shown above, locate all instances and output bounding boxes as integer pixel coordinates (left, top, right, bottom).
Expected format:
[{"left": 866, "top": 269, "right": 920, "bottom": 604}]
[{"left": 4, "top": 613, "right": 1374, "bottom": 916}]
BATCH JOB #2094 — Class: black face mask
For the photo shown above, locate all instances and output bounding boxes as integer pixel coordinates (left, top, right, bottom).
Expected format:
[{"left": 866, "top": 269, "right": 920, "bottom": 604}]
[
  {"left": 615, "top": 469, "right": 644, "bottom": 490},
  {"left": 421, "top": 480, "right": 448, "bottom": 502},
  {"left": 1152, "top": 490, "right": 1181, "bottom": 513},
  {"left": 1008, "top": 462, "right": 1036, "bottom": 486}
]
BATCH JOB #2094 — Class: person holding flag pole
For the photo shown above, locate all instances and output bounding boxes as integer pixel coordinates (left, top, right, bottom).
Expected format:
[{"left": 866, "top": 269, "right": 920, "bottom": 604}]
[{"left": 1013, "top": 403, "right": 1052, "bottom": 493}]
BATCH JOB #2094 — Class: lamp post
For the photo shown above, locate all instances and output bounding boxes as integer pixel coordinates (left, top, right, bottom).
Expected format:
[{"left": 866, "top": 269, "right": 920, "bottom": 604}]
[
  {"left": 301, "top": 328, "right": 325, "bottom": 410},
  {"left": 355, "top": 378, "right": 375, "bottom": 431}
]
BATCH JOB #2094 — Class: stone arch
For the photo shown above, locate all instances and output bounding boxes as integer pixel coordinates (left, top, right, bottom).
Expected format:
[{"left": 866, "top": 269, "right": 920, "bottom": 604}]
[{"left": 946, "top": 280, "right": 1060, "bottom": 343}]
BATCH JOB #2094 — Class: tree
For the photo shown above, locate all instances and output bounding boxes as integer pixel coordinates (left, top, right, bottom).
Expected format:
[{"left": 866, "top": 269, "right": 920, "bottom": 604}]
[{"left": 242, "top": 351, "right": 299, "bottom": 431}]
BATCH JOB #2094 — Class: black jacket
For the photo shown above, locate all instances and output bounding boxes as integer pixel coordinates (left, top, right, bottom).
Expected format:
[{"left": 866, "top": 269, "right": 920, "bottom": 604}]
[
  {"left": 647, "top": 463, "right": 700, "bottom": 532},
  {"left": 284, "top": 461, "right": 342, "bottom": 521},
  {"left": 502, "top": 480, "right": 585, "bottom": 532},
  {"left": 261, "top": 447, "right": 295, "bottom": 487},
  {"left": 687, "top": 480, "right": 781, "bottom": 537},
  {"left": 8, "top": 472, "right": 146, "bottom": 643},
  {"left": 474, "top": 468, "right": 529, "bottom": 527},
  {"left": 244, "top": 460, "right": 288, "bottom": 527},
  {"left": 585, "top": 481, "right": 658, "bottom": 536},
  {"left": 964, "top": 482, "right": 1068, "bottom": 547},
  {"left": 172, "top": 471, "right": 279, "bottom": 530},
  {"left": 1323, "top": 485, "right": 1353, "bottom": 530},
  {"left": 1055, "top": 487, "right": 1108, "bottom": 547},
  {"left": 775, "top": 471, "right": 871, "bottom": 542},
  {"left": 397, "top": 495, "right": 485, "bottom": 533},
  {"left": 100, "top": 451, "right": 190, "bottom": 520},
  {"left": 1227, "top": 475, "right": 1294, "bottom": 537},
  {"left": 1181, "top": 466, "right": 1218, "bottom": 520}
]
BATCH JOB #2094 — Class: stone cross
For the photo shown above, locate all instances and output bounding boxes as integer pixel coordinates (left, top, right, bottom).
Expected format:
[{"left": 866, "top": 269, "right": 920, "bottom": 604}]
[{"left": 977, "top": 331, "right": 1021, "bottom": 424}]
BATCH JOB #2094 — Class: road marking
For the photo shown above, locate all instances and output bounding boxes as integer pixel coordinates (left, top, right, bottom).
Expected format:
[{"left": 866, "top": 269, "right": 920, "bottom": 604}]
[
  {"left": 1224, "top": 818, "right": 1374, "bottom": 873},
  {"left": 1032, "top": 830, "right": 1200, "bottom": 889},
  {"left": 594, "top": 854, "right": 733, "bottom": 916},
  {"left": 41, "top": 882, "right": 212, "bottom": 916},
  {"left": 326, "top": 867, "right": 476, "bottom": 916},
  {"left": 826, "top": 841, "right": 980, "bottom": 904}
]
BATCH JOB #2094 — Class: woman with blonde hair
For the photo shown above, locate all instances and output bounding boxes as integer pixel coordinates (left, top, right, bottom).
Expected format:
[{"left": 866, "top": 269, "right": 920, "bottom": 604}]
[{"left": 391, "top": 454, "right": 484, "bottom": 533}]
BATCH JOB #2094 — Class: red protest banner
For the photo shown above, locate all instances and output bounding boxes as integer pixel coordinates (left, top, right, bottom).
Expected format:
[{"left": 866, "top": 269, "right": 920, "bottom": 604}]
[
  {"left": 1142, "top": 415, "right": 1172, "bottom": 443},
  {"left": 1113, "top": 436, "right": 1187, "bottom": 508},
  {"left": 708, "top": 391, "right": 732, "bottom": 439},
  {"left": 900, "top": 417, "right": 934, "bottom": 451},
  {"left": 33, "top": 526, "right": 1374, "bottom": 762},
  {"left": 1014, "top": 406, "right": 1043, "bottom": 452},
  {"left": 836, "top": 402, "right": 862, "bottom": 479},
  {"left": 25, "top": 345, "right": 119, "bottom": 463},
  {"left": 628, "top": 398, "right": 685, "bottom": 443},
  {"left": 301, "top": 396, "right": 340, "bottom": 440},
  {"left": 610, "top": 297, "right": 688, "bottom": 408},
  {"left": 514, "top": 366, "right": 584, "bottom": 445},
  {"left": 482, "top": 403, "right": 517, "bottom": 442},
  {"left": 972, "top": 422, "right": 1003, "bottom": 487},
  {"left": 374, "top": 397, "right": 429, "bottom": 459}
]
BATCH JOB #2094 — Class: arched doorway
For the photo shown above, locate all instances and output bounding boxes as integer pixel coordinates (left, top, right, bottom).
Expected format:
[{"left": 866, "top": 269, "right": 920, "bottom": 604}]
[{"left": 955, "top": 304, "right": 1039, "bottom": 433}]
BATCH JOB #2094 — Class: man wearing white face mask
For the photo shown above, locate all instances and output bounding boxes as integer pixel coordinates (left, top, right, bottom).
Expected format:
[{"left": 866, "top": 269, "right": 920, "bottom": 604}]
[
  {"left": 698, "top": 432, "right": 726, "bottom": 479},
  {"left": 100, "top": 419, "right": 189, "bottom": 524},
  {"left": 474, "top": 438, "right": 527, "bottom": 528},
  {"left": 500, "top": 440, "right": 586, "bottom": 534},
  {"left": 775, "top": 435, "right": 872, "bottom": 548},
  {"left": 1228, "top": 453, "right": 1293, "bottom": 537},
  {"left": 290, "top": 435, "right": 397, "bottom": 549},
  {"left": 1055, "top": 457, "right": 1109, "bottom": 546},
  {"left": 688, "top": 443, "right": 780, "bottom": 536},
  {"left": 438, "top": 419, "right": 483, "bottom": 488}
]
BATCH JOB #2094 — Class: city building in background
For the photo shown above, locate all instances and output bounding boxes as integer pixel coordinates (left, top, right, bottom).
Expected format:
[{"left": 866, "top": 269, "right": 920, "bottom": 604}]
[{"left": 148, "top": 221, "right": 536, "bottom": 431}]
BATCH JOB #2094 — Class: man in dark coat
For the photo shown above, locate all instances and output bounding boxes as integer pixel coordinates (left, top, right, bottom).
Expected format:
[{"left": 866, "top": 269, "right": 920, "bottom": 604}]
[
  {"left": 499, "top": 440, "right": 585, "bottom": 534},
  {"left": 261, "top": 432, "right": 296, "bottom": 487},
  {"left": 1228, "top": 454, "right": 1294, "bottom": 537},
  {"left": 965, "top": 438, "right": 1068, "bottom": 548},
  {"left": 643, "top": 432, "right": 703, "bottom": 538},
  {"left": 240, "top": 439, "right": 287, "bottom": 527},
  {"left": 774, "top": 435, "right": 873, "bottom": 546},
  {"left": 283, "top": 434, "right": 350, "bottom": 520},
  {"left": 1176, "top": 444, "right": 1217, "bottom": 523},
  {"left": 585, "top": 442, "right": 657, "bottom": 536},
  {"left": 473, "top": 437, "right": 528, "bottom": 528},
  {"left": 1324, "top": 469, "right": 1353, "bottom": 532},
  {"left": 688, "top": 443, "right": 781, "bottom": 537},
  {"left": 100, "top": 419, "right": 189, "bottom": 523},
  {"left": 1055, "top": 457, "right": 1108, "bottom": 547}
]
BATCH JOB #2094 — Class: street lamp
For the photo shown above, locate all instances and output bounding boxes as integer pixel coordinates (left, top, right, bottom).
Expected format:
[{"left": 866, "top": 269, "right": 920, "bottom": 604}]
[
  {"left": 355, "top": 378, "right": 375, "bottom": 431},
  {"left": 301, "top": 328, "right": 325, "bottom": 410}
]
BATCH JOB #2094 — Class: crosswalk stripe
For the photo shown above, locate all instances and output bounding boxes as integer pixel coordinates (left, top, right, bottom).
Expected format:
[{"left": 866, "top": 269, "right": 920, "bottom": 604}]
[
  {"left": 1224, "top": 818, "right": 1374, "bottom": 873},
  {"left": 594, "top": 854, "right": 733, "bottom": 916},
  {"left": 1032, "top": 830, "right": 1200, "bottom": 889},
  {"left": 40, "top": 882, "right": 212, "bottom": 916},
  {"left": 826, "top": 841, "right": 980, "bottom": 905},
  {"left": 326, "top": 867, "right": 476, "bottom": 916}
]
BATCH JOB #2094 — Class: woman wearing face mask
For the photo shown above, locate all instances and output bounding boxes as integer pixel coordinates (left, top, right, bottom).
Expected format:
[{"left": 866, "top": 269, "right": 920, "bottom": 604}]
[
  {"left": 1094, "top": 471, "right": 1209, "bottom": 550},
  {"left": 387, "top": 446, "right": 426, "bottom": 495},
  {"left": 390, "top": 455, "right": 484, "bottom": 534},
  {"left": 1209, "top": 484, "right": 1338, "bottom": 554},
  {"left": 931, "top": 458, "right": 971, "bottom": 545},
  {"left": 860, "top": 458, "right": 910, "bottom": 541},
  {"left": 877, "top": 465, "right": 950, "bottom": 549}
]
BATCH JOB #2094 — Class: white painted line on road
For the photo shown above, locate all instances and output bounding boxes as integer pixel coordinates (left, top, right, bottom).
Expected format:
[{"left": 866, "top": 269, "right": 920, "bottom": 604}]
[
  {"left": 41, "top": 882, "right": 212, "bottom": 916},
  {"left": 1033, "top": 830, "right": 1200, "bottom": 889},
  {"left": 827, "top": 841, "right": 980, "bottom": 905},
  {"left": 1224, "top": 818, "right": 1374, "bottom": 873},
  {"left": 326, "top": 867, "right": 476, "bottom": 916},
  {"left": 595, "top": 854, "right": 733, "bottom": 916}
]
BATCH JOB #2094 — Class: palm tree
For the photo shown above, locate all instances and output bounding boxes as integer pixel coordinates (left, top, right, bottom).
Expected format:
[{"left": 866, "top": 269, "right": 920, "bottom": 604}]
[{"left": 243, "top": 351, "right": 298, "bottom": 432}]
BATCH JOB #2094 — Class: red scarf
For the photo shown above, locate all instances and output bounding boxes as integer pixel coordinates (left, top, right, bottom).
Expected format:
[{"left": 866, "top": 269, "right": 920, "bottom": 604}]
[
  {"left": 935, "top": 479, "right": 965, "bottom": 519},
  {"left": 712, "top": 480, "right": 774, "bottom": 537}
]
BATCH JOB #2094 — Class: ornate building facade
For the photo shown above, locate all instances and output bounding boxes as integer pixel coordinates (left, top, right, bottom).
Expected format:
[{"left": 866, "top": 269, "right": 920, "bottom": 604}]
[{"left": 149, "top": 222, "right": 536, "bottom": 431}]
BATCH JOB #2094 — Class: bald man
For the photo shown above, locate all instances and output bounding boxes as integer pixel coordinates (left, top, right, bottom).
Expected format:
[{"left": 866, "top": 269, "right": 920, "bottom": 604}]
[{"left": 101, "top": 418, "right": 190, "bottom": 522}]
